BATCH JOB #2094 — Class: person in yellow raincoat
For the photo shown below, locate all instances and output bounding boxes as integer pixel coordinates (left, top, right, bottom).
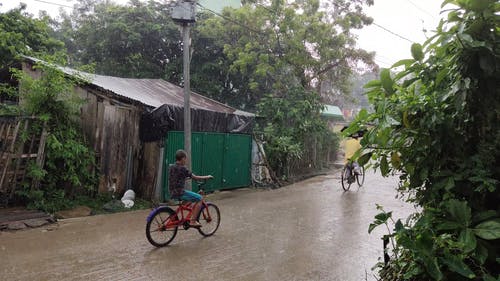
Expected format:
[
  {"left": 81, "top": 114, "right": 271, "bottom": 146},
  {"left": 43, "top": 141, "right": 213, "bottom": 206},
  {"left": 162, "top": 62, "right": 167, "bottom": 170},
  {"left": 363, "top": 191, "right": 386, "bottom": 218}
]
[{"left": 344, "top": 134, "right": 362, "bottom": 177}]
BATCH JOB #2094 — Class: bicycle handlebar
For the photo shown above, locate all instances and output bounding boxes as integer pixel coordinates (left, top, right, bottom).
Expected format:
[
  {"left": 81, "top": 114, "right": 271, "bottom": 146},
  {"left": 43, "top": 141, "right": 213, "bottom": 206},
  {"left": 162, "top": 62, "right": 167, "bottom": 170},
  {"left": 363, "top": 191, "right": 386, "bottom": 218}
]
[{"left": 195, "top": 178, "right": 213, "bottom": 194}]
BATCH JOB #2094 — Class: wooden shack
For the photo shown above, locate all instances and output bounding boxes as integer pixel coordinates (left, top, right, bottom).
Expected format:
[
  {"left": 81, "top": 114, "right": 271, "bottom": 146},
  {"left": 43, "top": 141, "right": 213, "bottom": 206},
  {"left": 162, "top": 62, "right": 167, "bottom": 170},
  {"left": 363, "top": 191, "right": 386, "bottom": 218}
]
[{"left": 18, "top": 57, "right": 254, "bottom": 199}]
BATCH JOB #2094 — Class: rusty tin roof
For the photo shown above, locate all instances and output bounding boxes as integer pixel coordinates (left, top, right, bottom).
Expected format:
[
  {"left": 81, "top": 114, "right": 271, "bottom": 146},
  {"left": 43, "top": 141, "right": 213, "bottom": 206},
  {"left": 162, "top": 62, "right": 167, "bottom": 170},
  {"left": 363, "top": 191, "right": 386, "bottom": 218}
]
[{"left": 24, "top": 56, "right": 253, "bottom": 116}]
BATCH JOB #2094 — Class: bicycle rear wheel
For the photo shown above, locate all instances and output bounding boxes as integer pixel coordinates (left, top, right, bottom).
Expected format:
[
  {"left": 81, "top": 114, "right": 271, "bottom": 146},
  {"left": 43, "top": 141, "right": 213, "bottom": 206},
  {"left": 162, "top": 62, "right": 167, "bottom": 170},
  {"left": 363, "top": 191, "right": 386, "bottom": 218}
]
[
  {"left": 197, "top": 203, "right": 220, "bottom": 237},
  {"left": 341, "top": 165, "right": 352, "bottom": 191},
  {"left": 146, "top": 208, "right": 178, "bottom": 247},
  {"left": 357, "top": 166, "right": 365, "bottom": 187}
]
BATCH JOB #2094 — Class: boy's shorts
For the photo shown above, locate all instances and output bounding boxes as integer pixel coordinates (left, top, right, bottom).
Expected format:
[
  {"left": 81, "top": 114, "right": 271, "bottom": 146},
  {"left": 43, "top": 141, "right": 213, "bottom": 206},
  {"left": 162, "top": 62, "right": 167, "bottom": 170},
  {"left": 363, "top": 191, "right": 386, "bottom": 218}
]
[{"left": 175, "top": 190, "right": 202, "bottom": 202}]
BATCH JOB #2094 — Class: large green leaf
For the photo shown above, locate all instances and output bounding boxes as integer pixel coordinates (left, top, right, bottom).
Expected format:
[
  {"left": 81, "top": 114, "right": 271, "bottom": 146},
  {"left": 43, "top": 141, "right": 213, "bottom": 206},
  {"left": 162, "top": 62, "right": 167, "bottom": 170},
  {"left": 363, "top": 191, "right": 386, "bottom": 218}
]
[
  {"left": 375, "top": 211, "right": 392, "bottom": 222},
  {"left": 411, "top": 43, "right": 424, "bottom": 61},
  {"left": 440, "top": 255, "right": 476, "bottom": 279},
  {"left": 445, "top": 199, "right": 472, "bottom": 227},
  {"left": 473, "top": 219, "right": 500, "bottom": 240},
  {"left": 380, "top": 68, "right": 394, "bottom": 94},
  {"left": 380, "top": 156, "right": 390, "bottom": 176},
  {"left": 390, "top": 152, "right": 401, "bottom": 169},
  {"left": 474, "top": 243, "right": 488, "bottom": 265},
  {"left": 391, "top": 59, "right": 415, "bottom": 68},
  {"left": 368, "top": 223, "right": 377, "bottom": 234},
  {"left": 364, "top": 79, "right": 381, "bottom": 89},
  {"left": 358, "top": 152, "right": 372, "bottom": 166},
  {"left": 459, "top": 228, "right": 477, "bottom": 253},
  {"left": 423, "top": 257, "right": 443, "bottom": 280}
]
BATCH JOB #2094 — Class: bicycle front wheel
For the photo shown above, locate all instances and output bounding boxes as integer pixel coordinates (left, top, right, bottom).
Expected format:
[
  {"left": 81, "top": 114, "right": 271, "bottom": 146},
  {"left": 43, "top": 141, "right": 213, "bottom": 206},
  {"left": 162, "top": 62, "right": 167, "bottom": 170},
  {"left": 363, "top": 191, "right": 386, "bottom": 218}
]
[
  {"left": 341, "top": 165, "right": 352, "bottom": 191},
  {"left": 197, "top": 203, "right": 220, "bottom": 237},
  {"left": 146, "top": 208, "right": 178, "bottom": 247},
  {"left": 357, "top": 166, "right": 365, "bottom": 187}
]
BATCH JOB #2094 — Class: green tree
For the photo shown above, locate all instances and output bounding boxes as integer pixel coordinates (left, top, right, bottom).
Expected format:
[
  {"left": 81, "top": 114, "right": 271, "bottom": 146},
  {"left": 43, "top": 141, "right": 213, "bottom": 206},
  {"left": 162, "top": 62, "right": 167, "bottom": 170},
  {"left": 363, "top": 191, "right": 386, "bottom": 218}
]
[
  {"left": 257, "top": 86, "right": 338, "bottom": 177},
  {"left": 199, "top": 0, "right": 376, "bottom": 110},
  {"left": 56, "top": 0, "right": 181, "bottom": 78},
  {"left": 0, "top": 4, "right": 64, "bottom": 68},
  {"left": 0, "top": 4, "right": 65, "bottom": 113},
  {"left": 348, "top": 0, "right": 500, "bottom": 279}
]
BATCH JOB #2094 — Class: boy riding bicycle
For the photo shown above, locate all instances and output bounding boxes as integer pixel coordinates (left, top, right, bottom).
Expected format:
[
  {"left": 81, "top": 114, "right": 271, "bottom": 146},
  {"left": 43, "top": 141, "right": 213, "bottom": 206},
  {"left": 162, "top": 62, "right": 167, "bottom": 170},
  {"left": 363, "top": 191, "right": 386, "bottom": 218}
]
[{"left": 169, "top": 149, "right": 213, "bottom": 228}]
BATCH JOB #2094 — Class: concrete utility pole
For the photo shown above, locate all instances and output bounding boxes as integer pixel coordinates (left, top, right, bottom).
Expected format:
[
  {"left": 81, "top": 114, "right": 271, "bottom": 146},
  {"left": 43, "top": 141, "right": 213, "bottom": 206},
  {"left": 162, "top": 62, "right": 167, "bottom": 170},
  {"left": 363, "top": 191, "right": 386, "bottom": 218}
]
[
  {"left": 182, "top": 23, "right": 191, "bottom": 171},
  {"left": 171, "top": 1, "right": 196, "bottom": 172}
]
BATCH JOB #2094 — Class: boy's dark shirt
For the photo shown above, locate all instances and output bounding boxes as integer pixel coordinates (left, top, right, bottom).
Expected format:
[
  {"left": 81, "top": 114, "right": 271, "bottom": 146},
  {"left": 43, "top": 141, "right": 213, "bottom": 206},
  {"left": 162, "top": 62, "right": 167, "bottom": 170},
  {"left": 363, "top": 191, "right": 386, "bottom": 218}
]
[{"left": 169, "top": 163, "right": 192, "bottom": 198}]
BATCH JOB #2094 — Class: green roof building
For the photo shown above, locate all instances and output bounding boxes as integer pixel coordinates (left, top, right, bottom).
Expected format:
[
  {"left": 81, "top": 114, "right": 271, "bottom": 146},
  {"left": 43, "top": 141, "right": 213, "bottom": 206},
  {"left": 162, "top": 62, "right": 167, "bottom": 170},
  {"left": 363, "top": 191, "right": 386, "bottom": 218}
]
[{"left": 321, "top": 105, "right": 344, "bottom": 121}]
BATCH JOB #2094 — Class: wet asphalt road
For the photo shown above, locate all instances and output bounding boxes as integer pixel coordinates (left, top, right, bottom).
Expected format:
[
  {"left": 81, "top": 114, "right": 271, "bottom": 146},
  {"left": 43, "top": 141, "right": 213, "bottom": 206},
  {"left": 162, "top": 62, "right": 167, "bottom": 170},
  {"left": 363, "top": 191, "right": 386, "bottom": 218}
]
[{"left": 0, "top": 171, "right": 414, "bottom": 281}]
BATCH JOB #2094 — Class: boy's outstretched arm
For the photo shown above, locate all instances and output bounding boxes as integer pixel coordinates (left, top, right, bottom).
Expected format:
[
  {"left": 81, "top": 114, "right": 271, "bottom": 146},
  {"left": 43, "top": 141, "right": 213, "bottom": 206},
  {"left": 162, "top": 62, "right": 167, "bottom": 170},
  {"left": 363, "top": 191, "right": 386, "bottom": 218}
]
[{"left": 192, "top": 174, "right": 213, "bottom": 181}]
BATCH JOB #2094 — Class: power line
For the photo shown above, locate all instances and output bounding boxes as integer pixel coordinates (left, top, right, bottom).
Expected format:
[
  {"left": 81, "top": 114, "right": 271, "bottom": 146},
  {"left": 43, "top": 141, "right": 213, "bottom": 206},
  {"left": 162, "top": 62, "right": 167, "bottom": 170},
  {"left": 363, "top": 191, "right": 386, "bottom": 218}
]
[
  {"left": 197, "top": 3, "right": 266, "bottom": 35},
  {"left": 404, "top": 0, "right": 437, "bottom": 20},
  {"left": 253, "top": 2, "right": 416, "bottom": 44},
  {"left": 371, "top": 22, "right": 415, "bottom": 43},
  {"left": 33, "top": 0, "right": 73, "bottom": 8}
]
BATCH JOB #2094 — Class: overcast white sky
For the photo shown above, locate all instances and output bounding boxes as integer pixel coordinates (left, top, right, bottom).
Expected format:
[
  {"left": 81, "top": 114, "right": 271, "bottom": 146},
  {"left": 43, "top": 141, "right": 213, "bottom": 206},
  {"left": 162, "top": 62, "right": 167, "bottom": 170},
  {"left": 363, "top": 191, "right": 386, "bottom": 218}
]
[{"left": 1, "top": 0, "right": 444, "bottom": 68}]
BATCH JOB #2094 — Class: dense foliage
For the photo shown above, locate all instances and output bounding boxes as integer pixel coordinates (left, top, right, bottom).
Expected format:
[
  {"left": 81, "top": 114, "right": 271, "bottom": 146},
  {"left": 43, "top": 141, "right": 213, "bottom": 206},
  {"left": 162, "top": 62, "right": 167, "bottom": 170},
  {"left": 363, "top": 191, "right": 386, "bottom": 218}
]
[
  {"left": 197, "top": 0, "right": 376, "bottom": 110},
  {"left": 0, "top": 4, "right": 64, "bottom": 68},
  {"left": 347, "top": 0, "right": 500, "bottom": 280},
  {"left": 56, "top": 0, "right": 181, "bottom": 78},
  {"left": 14, "top": 60, "right": 98, "bottom": 213},
  {"left": 0, "top": 5, "right": 65, "bottom": 109},
  {"left": 257, "top": 86, "right": 339, "bottom": 178}
]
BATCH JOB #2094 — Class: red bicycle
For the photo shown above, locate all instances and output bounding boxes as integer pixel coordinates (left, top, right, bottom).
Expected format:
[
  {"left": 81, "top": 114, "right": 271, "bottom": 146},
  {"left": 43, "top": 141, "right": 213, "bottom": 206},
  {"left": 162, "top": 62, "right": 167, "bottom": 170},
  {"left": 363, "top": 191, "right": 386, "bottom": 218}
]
[{"left": 146, "top": 181, "right": 221, "bottom": 247}]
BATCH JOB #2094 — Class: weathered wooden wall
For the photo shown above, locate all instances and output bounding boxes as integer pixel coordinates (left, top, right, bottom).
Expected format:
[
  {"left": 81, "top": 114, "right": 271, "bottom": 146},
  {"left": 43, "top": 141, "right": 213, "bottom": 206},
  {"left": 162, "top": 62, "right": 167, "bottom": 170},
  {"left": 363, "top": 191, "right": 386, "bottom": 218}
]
[
  {"left": 77, "top": 87, "right": 143, "bottom": 195},
  {"left": 22, "top": 63, "right": 159, "bottom": 198},
  {"left": 137, "top": 141, "right": 161, "bottom": 199}
]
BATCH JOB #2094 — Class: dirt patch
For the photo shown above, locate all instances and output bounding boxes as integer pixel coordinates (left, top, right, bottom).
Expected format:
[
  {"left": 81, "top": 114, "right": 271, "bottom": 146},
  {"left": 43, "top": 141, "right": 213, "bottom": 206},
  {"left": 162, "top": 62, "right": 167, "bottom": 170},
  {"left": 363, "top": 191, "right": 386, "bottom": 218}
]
[{"left": 54, "top": 206, "right": 92, "bottom": 219}]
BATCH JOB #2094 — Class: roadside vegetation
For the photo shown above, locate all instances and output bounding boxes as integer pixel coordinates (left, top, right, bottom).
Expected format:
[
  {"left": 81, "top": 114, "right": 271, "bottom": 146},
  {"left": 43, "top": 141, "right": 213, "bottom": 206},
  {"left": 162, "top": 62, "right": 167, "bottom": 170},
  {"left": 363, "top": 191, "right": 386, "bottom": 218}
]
[{"left": 347, "top": 0, "right": 500, "bottom": 279}]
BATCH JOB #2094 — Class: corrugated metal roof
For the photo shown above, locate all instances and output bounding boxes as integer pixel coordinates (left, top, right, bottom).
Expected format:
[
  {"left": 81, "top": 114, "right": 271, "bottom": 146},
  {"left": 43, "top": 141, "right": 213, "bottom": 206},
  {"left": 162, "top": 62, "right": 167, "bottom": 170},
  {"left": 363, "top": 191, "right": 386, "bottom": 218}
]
[{"left": 24, "top": 56, "right": 254, "bottom": 116}]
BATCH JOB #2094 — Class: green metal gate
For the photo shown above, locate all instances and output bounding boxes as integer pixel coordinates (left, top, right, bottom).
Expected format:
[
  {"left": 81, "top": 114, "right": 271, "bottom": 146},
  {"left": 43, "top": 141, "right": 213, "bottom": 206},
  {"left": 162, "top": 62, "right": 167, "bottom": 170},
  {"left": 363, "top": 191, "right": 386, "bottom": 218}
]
[{"left": 162, "top": 131, "right": 252, "bottom": 200}]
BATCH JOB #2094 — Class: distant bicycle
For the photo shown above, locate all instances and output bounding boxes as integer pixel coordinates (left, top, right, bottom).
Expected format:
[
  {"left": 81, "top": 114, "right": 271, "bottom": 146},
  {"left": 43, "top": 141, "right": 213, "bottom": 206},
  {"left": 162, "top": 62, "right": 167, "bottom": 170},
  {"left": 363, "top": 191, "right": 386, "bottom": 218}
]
[
  {"left": 341, "top": 162, "right": 365, "bottom": 191},
  {"left": 146, "top": 180, "right": 220, "bottom": 247}
]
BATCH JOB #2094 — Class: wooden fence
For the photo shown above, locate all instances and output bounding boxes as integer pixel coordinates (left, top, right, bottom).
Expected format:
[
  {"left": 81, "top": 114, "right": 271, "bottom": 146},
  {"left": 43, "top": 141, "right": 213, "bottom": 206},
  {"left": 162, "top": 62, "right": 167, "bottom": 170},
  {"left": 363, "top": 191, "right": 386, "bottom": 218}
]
[{"left": 0, "top": 116, "right": 47, "bottom": 206}]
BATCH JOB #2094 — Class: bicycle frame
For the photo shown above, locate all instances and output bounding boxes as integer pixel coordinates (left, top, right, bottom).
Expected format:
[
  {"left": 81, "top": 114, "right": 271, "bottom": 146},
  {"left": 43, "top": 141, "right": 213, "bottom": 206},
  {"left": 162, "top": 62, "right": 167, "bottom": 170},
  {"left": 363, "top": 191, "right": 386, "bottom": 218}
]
[
  {"left": 344, "top": 162, "right": 355, "bottom": 178},
  {"left": 165, "top": 200, "right": 212, "bottom": 229}
]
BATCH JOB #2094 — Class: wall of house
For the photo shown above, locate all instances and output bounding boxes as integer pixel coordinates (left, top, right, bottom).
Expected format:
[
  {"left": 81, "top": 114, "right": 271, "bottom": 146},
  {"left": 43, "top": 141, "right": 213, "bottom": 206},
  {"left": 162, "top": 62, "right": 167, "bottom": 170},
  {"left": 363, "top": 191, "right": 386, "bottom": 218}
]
[
  {"left": 22, "top": 62, "right": 157, "bottom": 198},
  {"left": 138, "top": 141, "right": 162, "bottom": 199},
  {"left": 76, "top": 87, "right": 144, "bottom": 195}
]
